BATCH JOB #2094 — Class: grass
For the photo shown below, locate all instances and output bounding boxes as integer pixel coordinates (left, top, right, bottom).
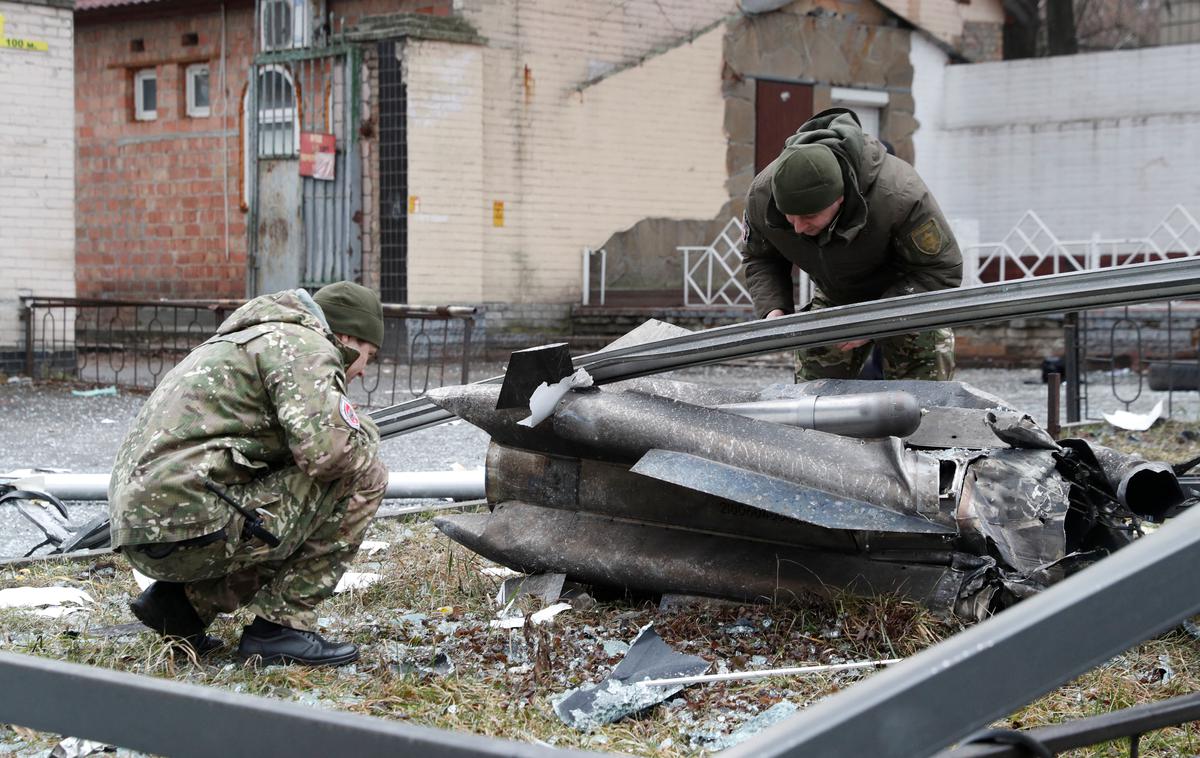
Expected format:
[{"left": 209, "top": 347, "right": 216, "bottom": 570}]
[{"left": 2, "top": 419, "right": 1200, "bottom": 755}]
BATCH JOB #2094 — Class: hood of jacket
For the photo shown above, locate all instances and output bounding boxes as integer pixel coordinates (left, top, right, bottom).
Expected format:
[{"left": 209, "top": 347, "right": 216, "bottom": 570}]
[
  {"left": 775, "top": 108, "right": 887, "bottom": 243},
  {"left": 215, "top": 289, "right": 329, "bottom": 337},
  {"left": 213, "top": 289, "right": 360, "bottom": 366}
]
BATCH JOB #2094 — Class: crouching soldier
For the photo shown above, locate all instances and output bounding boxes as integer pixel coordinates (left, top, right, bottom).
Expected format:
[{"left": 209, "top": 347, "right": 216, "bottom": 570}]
[{"left": 108, "top": 282, "right": 389, "bottom": 666}]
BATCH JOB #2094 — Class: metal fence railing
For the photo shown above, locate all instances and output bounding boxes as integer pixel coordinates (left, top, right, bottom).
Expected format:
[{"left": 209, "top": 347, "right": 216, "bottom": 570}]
[
  {"left": 679, "top": 217, "right": 753, "bottom": 307},
  {"left": 20, "top": 297, "right": 476, "bottom": 408}
]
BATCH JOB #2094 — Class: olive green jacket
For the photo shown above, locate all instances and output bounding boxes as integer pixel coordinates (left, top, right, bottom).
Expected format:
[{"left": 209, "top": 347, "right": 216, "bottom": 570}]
[
  {"left": 741, "top": 108, "right": 962, "bottom": 318},
  {"left": 108, "top": 290, "right": 380, "bottom": 547}
]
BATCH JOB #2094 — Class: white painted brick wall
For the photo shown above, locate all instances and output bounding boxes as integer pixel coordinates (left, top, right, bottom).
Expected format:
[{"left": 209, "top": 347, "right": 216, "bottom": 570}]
[
  {"left": 402, "top": 0, "right": 733, "bottom": 305},
  {"left": 914, "top": 41, "right": 1200, "bottom": 244},
  {"left": 403, "top": 40, "right": 486, "bottom": 305},
  {"left": 0, "top": 1, "right": 75, "bottom": 352}
]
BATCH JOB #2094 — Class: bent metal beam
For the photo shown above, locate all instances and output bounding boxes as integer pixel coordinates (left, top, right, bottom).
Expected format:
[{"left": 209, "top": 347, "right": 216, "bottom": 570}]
[{"left": 371, "top": 257, "right": 1200, "bottom": 439}]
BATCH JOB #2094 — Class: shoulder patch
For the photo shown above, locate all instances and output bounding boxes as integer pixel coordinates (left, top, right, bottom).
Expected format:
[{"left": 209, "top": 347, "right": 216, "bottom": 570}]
[
  {"left": 339, "top": 395, "right": 361, "bottom": 430},
  {"left": 909, "top": 218, "right": 945, "bottom": 256}
]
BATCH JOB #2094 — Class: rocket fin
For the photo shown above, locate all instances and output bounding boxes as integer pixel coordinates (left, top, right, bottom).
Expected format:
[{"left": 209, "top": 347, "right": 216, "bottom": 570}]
[{"left": 630, "top": 449, "right": 954, "bottom": 535}]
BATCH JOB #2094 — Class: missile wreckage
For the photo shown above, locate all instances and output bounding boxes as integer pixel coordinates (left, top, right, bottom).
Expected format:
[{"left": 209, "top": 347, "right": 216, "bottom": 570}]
[{"left": 425, "top": 345, "right": 1187, "bottom": 621}]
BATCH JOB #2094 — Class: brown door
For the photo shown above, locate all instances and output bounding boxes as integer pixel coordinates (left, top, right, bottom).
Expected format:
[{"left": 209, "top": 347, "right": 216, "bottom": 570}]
[{"left": 755, "top": 80, "right": 814, "bottom": 173}]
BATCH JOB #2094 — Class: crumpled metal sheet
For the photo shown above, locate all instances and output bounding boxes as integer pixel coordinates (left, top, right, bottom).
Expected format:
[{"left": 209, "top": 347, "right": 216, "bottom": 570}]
[
  {"left": 552, "top": 623, "right": 708, "bottom": 730},
  {"left": 958, "top": 451, "right": 1071, "bottom": 583}
]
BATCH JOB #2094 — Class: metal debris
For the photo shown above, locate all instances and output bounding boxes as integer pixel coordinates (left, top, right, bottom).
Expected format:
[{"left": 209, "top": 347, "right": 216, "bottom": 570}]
[
  {"left": 429, "top": 371, "right": 1182, "bottom": 620},
  {"left": 552, "top": 623, "right": 708, "bottom": 731},
  {"left": 495, "top": 573, "right": 565, "bottom": 606}
]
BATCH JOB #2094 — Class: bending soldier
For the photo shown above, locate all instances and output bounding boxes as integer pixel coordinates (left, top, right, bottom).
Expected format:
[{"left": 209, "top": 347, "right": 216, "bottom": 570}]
[
  {"left": 108, "top": 282, "right": 388, "bottom": 666},
  {"left": 740, "top": 108, "right": 962, "bottom": 380}
]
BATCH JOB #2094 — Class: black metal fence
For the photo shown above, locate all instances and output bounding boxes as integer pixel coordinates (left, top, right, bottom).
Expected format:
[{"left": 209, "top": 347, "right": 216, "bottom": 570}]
[{"left": 20, "top": 297, "right": 475, "bottom": 408}]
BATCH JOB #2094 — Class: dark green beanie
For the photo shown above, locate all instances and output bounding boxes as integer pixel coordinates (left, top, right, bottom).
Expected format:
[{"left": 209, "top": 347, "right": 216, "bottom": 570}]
[
  {"left": 771, "top": 144, "right": 845, "bottom": 215},
  {"left": 313, "top": 282, "right": 384, "bottom": 348}
]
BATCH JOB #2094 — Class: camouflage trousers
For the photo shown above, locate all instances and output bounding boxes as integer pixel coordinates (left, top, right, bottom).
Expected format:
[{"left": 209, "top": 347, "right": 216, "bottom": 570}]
[
  {"left": 125, "top": 459, "right": 388, "bottom": 631},
  {"left": 795, "top": 291, "right": 956, "bottom": 381}
]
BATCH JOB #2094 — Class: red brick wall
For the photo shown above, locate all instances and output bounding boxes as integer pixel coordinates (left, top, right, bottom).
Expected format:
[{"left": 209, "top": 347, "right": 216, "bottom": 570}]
[
  {"left": 75, "top": 0, "right": 452, "bottom": 301},
  {"left": 75, "top": 4, "right": 256, "bottom": 299}
]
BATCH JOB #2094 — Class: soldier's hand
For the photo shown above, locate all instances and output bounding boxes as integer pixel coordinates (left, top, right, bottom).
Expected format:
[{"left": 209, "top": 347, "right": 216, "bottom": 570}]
[
  {"left": 838, "top": 338, "right": 870, "bottom": 351},
  {"left": 765, "top": 309, "right": 787, "bottom": 319}
]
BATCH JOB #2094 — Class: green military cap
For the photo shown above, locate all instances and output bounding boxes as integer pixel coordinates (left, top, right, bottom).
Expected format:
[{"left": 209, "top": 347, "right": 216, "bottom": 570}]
[
  {"left": 771, "top": 144, "right": 845, "bottom": 215},
  {"left": 314, "top": 282, "right": 384, "bottom": 348}
]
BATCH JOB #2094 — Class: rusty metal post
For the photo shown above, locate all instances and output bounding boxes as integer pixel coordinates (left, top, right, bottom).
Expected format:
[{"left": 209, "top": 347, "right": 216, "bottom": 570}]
[
  {"left": 461, "top": 317, "right": 474, "bottom": 384},
  {"left": 1064, "top": 312, "right": 1081, "bottom": 423},
  {"left": 1047, "top": 372, "right": 1061, "bottom": 440},
  {"left": 23, "top": 300, "right": 34, "bottom": 378}
]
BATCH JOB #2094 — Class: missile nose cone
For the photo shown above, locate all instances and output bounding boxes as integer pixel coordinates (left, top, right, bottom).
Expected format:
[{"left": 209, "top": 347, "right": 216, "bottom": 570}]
[{"left": 424, "top": 384, "right": 509, "bottom": 424}]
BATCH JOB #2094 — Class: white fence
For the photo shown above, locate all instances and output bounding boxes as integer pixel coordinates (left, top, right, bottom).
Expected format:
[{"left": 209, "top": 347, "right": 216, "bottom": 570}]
[
  {"left": 962, "top": 206, "right": 1200, "bottom": 286},
  {"left": 679, "top": 217, "right": 753, "bottom": 307},
  {"left": 667, "top": 206, "right": 1200, "bottom": 309}
]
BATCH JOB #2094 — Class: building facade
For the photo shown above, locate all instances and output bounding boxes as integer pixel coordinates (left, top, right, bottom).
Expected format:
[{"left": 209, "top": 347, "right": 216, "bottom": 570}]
[{"left": 72, "top": 0, "right": 1005, "bottom": 317}]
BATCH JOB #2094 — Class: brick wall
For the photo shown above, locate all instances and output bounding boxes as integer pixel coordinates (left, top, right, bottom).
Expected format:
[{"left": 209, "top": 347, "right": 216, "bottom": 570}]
[
  {"left": 914, "top": 42, "right": 1200, "bottom": 244},
  {"left": 75, "top": 5, "right": 253, "bottom": 300},
  {"left": 0, "top": 0, "right": 75, "bottom": 357}
]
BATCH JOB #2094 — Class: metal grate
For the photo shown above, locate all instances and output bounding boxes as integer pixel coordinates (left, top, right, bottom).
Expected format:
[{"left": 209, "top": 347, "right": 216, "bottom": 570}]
[{"left": 378, "top": 40, "right": 408, "bottom": 304}]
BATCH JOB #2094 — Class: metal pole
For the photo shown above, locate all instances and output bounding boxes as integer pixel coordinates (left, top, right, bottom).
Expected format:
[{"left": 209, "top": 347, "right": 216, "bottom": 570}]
[
  {"left": 726, "top": 504, "right": 1200, "bottom": 758},
  {"left": 1064, "top": 312, "right": 1081, "bottom": 423},
  {"left": 372, "top": 258, "right": 1200, "bottom": 438},
  {"left": 23, "top": 299, "right": 34, "bottom": 378},
  {"left": 0, "top": 650, "right": 591, "bottom": 758},
  {"left": 580, "top": 248, "right": 590, "bottom": 306},
  {"left": 0, "top": 471, "right": 484, "bottom": 501},
  {"left": 461, "top": 317, "right": 473, "bottom": 384},
  {"left": 1046, "top": 372, "right": 1061, "bottom": 439}
]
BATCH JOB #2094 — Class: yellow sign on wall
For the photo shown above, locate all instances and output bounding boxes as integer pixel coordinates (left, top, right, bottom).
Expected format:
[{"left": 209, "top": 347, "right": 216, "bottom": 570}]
[
  {"left": 0, "top": 14, "right": 50, "bottom": 52},
  {"left": 492, "top": 200, "right": 505, "bottom": 227}
]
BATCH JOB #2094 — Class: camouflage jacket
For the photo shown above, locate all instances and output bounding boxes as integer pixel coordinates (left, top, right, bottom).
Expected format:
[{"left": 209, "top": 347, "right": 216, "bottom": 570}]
[
  {"left": 108, "top": 290, "right": 381, "bottom": 547},
  {"left": 741, "top": 108, "right": 963, "bottom": 317}
]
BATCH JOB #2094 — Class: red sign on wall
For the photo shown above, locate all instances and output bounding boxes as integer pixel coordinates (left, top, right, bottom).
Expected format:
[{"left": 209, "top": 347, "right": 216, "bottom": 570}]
[{"left": 300, "top": 133, "right": 336, "bottom": 181}]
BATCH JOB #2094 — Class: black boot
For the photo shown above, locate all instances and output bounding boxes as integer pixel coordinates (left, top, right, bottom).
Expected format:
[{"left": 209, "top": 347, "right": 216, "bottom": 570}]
[
  {"left": 130, "top": 581, "right": 223, "bottom": 655},
  {"left": 238, "top": 617, "right": 359, "bottom": 666}
]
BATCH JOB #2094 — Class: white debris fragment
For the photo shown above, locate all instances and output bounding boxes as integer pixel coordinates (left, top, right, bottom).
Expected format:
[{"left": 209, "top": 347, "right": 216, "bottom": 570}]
[
  {"left": 531, "top": 602, "right": 572, "bottom": 624},
  {"left": 1103, "top": 400, "right": 1164, "bottom": 432},
  {"left": 334, "top": 572, "right": 383, "bottom": 593},
  {"left": 51, "top": 736, "right": 111, "bottom": 758},
  {"left": 489, "top": 602, "right": 572, "bottom": 629},
  {"left": 481, "top": 566, "right": 522, "bottom": 578},
  {"left": 0, "top": 586, "right": 94, "bottom": 617},
  {"left": 132, "top": 568, "right": 155, "bottom": 591},
  {"left": 518, "top": 368, "right": 594, "bottom": 428},
  {"left": 360, "top": 540, "right": 389, "bottom": 556}
]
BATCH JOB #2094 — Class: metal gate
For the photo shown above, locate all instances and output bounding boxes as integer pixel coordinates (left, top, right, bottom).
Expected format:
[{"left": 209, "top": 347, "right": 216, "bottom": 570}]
[{"left": 247, "top": 1, "right": 361, "bottom": 294}]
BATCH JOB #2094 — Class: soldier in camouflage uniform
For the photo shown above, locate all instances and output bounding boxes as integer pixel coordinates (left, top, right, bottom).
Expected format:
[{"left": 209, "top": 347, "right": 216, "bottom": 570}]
[
  {"left": 108, "top": 282, "right": 387, "bottom": 666},
  {"left": 740, "top": 108, "right": 961, "bottom": 381}
]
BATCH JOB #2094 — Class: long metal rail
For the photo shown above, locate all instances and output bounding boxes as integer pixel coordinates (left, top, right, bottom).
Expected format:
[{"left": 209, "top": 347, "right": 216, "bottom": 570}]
[
  {"left": 0, "top": 650, "right": 596, "bottom": 758},
  {"left": 726, "top": 501, "right": 1200, "bottom": 758},
  {"left": 371, "top": 257, "right": 1200, "bottom": 438},
  {"left": 935, "top": 691, "right": 1200, "bottom": 757}
]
